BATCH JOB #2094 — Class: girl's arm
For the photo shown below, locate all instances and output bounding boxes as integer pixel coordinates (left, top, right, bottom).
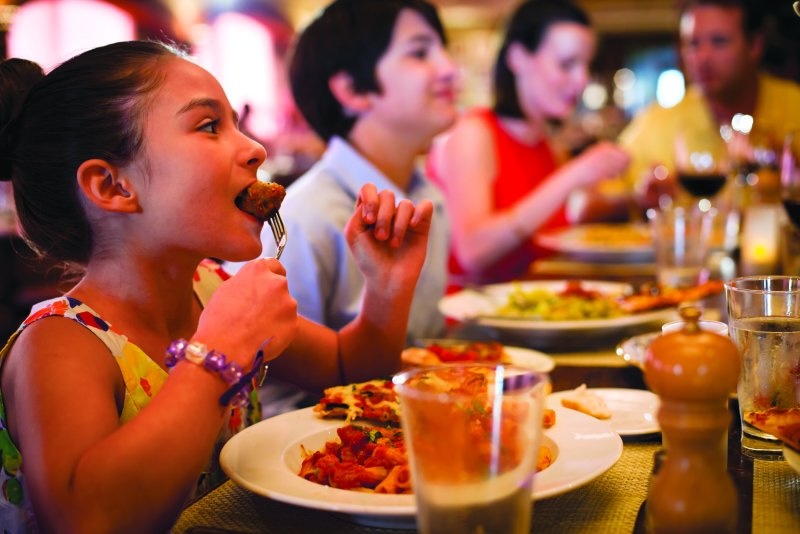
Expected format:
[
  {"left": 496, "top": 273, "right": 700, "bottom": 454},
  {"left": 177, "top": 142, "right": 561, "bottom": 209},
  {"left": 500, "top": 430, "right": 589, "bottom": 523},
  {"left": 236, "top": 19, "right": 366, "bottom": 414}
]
[
  {"left": 271, "top": 184, "right": 433, "bottom": 390},
  {"left": 4, "top": 259, "right": 298, "bottom": 532}
]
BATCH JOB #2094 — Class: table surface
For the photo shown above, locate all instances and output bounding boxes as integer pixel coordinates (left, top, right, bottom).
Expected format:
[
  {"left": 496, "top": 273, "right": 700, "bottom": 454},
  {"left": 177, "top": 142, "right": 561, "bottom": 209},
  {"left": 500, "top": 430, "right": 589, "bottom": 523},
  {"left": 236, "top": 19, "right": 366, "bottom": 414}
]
[
  {"left": 172, "top": 256, "right": 798, "bottom": 533},
  {"left": 172, "top": 344, "right": 800, "bottom": 533}
]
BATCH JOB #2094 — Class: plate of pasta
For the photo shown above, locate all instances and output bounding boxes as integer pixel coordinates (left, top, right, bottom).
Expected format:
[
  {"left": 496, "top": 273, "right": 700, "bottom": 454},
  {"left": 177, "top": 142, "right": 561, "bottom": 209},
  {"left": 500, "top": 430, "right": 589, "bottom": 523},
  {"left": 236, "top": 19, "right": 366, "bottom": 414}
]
[{"left": 220, "top": 405, "right": 622, "bottom": 528}]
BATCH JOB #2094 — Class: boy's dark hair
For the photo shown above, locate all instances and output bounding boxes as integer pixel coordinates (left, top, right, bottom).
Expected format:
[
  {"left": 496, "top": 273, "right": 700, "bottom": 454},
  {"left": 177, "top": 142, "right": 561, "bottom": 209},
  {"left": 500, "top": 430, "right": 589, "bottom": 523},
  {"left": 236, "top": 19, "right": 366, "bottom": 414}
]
[
  {"left": 288, "top": 0, "right": 446, "bottom": 142},
  {"left": 0, "top": 41, "right": 184, "bottom": 275},
  {"left": 493, "top": 0, "right": 590, "bottom": 119}
]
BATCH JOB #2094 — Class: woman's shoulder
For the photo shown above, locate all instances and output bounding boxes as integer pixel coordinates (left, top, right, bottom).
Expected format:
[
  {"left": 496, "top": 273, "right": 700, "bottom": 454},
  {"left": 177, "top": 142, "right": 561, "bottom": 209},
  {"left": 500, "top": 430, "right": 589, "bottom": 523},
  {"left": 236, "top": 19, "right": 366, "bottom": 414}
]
[
  {"left": 461, "top": 107, "right": 500, "bottom": 129},
  {"left": 447, "top": 108, "right": 498, "bottom": 146}
]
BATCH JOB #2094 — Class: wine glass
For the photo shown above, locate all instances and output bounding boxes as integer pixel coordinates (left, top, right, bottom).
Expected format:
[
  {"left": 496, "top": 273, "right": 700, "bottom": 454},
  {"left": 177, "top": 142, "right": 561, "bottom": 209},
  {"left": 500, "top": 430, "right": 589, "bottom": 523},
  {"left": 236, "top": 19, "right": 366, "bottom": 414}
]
[
  {"left": 673, "top": 128, "right": 734, "bottom": 267},
  {"left": 721, "top": 114, "right": 781, "bottom": 205},
  {"left": 780, "top": 131, "right": 800, "bottom": 275},
  {"left": 674, "top": 130, "right": 730, "bottom": 206},
  {"left": 781, "top": 131, "right": 800, "bottom": 228}
]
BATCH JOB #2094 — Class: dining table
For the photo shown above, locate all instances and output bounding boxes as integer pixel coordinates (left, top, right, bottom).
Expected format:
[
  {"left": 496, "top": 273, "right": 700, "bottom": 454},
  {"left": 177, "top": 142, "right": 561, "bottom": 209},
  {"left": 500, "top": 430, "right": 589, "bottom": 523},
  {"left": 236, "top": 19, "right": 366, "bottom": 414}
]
[{"left": 172, "top": 256, "right": 800, "bottom": 534}]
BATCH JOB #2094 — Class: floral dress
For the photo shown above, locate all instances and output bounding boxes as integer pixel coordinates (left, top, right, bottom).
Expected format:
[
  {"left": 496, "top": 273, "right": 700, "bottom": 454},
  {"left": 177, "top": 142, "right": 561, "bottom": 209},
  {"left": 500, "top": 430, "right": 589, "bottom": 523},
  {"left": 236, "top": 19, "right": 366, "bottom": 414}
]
[{"left": 0, "top": 260, "right": 259, "bottom": 533}]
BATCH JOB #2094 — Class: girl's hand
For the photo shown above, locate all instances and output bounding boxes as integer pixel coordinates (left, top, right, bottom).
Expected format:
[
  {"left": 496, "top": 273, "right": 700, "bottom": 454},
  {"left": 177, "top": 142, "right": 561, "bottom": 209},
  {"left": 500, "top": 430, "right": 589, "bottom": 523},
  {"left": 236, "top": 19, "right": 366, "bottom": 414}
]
[
  {"left": 195, "top": 258, "right": 298, "bottom": 368},
  {"left": 345, "top": 183, "right": 433, "bottom": 290}
]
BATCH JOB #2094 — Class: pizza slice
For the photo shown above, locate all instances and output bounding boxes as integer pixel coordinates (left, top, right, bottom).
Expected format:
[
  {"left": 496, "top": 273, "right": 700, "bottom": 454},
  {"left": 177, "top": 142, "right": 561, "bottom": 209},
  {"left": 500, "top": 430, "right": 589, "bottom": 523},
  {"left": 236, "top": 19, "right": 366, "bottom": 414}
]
[
  {"left": 314, "top": 379, "right": 401, "bottom": 426},
  {"left": 617, "top": 280, "right": 725, "bottom": 313},
  {"left": 401, "top": 341, "right": 511, "bottom": 367},
  {"left": 743, "top": 407, "right": 800, "bottom": 451}
]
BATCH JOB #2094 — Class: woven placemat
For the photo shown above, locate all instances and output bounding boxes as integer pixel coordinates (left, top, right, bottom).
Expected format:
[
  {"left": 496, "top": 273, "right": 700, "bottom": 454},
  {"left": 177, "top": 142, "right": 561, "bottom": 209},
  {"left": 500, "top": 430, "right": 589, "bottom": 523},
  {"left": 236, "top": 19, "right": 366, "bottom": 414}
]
[
  {"left": 532, "top": 442, "right": 657, "bottom": 533},
  {"left": 552, "top": 351, "right": 627, "bottom": 368},
  {"left": 752, "top": 459, "right": 800, "bottom": 533},
  {"left": 172, "top": 443, "right": 660, "bottom": 534}
]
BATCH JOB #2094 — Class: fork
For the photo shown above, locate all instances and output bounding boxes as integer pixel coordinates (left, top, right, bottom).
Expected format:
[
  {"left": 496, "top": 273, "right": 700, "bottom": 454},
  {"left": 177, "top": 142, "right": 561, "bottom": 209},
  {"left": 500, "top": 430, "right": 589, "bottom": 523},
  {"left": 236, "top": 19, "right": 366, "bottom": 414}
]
[{"left": 268, "top": 211, "right": 287, "bottom": 259}]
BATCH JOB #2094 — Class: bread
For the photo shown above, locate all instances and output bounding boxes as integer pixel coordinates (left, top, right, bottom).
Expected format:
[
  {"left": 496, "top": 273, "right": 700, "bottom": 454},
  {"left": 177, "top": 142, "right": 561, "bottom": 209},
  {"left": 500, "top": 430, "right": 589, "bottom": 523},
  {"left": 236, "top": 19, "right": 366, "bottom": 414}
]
[{"left": 560, "top": 384, "right": 611, "bottom": 419}]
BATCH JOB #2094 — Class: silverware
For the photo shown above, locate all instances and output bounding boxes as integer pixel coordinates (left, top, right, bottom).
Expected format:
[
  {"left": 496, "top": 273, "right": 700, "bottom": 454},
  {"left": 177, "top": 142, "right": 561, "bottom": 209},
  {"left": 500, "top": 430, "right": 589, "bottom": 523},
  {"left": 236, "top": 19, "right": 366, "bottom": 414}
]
[{"left": 267, "top": 211, "right": 287, "bottom": 259}]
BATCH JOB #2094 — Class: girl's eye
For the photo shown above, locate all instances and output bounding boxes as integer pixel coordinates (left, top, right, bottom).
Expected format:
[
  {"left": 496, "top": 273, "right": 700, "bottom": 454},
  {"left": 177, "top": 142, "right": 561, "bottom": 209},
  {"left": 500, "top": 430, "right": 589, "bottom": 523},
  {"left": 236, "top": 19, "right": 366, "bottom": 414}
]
[{"left": 199, "top": 120, "right": 220, "bottom": 134}]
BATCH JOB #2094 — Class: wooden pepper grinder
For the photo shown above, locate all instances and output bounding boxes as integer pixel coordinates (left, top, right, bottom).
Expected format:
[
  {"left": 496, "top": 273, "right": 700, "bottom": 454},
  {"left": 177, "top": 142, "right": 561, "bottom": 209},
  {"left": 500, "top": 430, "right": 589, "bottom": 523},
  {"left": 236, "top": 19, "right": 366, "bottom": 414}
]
[{"left": 643, "top": 305, "right": 741, "bottom": 533}]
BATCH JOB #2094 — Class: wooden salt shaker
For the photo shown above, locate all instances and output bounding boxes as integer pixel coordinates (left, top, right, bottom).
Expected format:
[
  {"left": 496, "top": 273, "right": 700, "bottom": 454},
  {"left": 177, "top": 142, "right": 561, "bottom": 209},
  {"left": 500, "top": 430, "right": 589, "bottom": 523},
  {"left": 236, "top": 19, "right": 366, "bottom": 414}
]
[{"left": 643, "top": 306, "right": 740, "bottom": 533}]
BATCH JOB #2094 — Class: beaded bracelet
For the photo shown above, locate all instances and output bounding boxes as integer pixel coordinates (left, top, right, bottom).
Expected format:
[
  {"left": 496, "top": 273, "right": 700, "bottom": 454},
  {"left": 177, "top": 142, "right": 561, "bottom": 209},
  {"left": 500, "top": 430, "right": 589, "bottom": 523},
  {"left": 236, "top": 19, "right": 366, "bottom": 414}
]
[{"left": 165, "top": 339, "right": 265, "bottom": 408}]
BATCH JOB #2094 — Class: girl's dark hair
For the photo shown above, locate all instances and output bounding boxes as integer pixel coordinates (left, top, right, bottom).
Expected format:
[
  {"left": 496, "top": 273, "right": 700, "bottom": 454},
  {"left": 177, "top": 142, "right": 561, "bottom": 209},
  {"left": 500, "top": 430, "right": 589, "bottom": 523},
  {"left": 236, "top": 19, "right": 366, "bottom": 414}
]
[
  {"left": 0, "top": 40, "right": 183, "bottom": 276},
  {"left": 493, "top": 0, "right": 591, "bottom": 119},
  {"left": 288, "top": 0, "right": 446, "bottom": 142}
]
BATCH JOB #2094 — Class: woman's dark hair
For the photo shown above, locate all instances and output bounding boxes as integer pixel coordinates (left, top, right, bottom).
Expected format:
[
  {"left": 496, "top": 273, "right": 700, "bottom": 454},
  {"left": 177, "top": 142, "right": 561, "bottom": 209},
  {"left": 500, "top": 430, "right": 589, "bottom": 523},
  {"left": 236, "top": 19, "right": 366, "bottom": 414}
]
[
  {"left": 288, "top": 0, "right": 446, "bottom": 142},
  {"left": 0, "top": 40, "right": 184, "bottom": 276},
  {"left": 493, "top": 0, "right": 591, "bottom": 119}
]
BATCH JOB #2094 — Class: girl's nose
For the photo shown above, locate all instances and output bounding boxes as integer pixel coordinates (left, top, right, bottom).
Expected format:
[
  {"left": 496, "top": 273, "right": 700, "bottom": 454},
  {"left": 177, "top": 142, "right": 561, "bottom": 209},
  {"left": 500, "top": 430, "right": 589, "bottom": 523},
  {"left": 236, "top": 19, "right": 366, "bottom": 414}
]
[{"left": 244, "top": 134, "right": 267, "bottom": 168}]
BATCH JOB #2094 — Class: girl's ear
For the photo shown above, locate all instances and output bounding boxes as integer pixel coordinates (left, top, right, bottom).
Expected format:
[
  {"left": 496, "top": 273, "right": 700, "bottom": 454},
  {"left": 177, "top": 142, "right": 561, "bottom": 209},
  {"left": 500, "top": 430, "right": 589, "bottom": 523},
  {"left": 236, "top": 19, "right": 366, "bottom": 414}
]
[
  {"left": 76, "top": 159, "right": 139, "bottom": 213},
  {"left": 329, "top": 71, "right": 372, "bottom": 116}
]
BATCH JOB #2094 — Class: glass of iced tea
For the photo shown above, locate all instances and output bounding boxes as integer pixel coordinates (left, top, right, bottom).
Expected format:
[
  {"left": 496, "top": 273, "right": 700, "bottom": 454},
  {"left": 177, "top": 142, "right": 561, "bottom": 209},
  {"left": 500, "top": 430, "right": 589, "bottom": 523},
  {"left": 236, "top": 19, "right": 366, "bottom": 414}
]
[{"left": 393, "top": 364, "right": 549, "bottom": 534}]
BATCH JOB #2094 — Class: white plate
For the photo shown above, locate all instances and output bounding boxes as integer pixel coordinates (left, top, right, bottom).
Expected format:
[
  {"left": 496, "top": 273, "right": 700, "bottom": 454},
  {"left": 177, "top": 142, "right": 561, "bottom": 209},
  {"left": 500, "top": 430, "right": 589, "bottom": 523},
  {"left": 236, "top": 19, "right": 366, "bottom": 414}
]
[
  {"left": 506, "top": 346, "right": 556, "bottom": 373},
  {"left": 417, "top": 339, "right": 555, "bottom": 373},
  {"left": 220, "top": 406, "right": 622, "bottom": 527},
  {"left": 549, "top": 388, "right": 660, "bottom": 436},
  {"left": 439, "top": 281, "right": 678, "bottom": 334},
  {"left": 784, "top": 444, "right": 800, "bottom": 476},
  {"left": 616, "top": 331, "right": 661, "bottom": 369},
  {"left": 536, "top": 223, "right": 653, "bottom": 262}
]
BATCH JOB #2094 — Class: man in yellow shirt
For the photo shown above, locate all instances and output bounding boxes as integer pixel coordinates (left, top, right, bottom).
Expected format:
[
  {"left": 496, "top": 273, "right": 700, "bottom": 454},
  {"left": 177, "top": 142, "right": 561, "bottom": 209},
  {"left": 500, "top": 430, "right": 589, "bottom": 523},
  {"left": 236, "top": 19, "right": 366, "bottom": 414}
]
[{"left": 578, "top": 0, "right": 800, "bottom": 220}]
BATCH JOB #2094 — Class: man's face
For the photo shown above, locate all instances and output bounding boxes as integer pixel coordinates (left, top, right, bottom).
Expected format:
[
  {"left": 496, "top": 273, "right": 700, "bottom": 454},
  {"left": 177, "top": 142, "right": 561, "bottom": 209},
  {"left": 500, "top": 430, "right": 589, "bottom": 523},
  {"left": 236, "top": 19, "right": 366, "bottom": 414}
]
[{"left": 679, "top": 5, "right": 760, "bottom": 99}]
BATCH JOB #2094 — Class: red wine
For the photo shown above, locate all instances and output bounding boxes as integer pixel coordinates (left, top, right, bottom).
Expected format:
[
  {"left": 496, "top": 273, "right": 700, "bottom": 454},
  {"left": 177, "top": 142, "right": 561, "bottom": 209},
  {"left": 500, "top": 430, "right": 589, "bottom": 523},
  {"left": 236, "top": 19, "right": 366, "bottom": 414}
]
[
  {"left": 678, "top": 173, "right": 727, "bottom": 197},
  {"left": 783, "top": 197, "right": 800, "bottom": 228}
]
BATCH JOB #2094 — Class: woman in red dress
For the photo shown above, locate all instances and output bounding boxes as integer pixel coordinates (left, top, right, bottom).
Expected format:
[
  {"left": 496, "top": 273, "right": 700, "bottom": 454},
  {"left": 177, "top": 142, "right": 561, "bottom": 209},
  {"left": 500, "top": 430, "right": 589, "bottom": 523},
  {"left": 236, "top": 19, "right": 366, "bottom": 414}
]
[{"left": 429, "top": 0, "right": 630, "bottom": 290}]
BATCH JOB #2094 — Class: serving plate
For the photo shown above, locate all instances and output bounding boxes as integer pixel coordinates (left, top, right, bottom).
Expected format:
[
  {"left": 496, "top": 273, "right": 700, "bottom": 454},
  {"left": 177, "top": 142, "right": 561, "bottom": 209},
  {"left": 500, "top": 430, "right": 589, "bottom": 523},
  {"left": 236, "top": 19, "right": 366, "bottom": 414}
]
[
  {"left": 415, "top": 339, "right": 555, "bottom": 373},
  {"left": 439, "top": 281, "right": 678, "bottom": 348},
  {"left": 220, "top": 406, "right": 622, "bottom": 528},
  {"left": 536, "top": 223, "right": 653, "bottom": 262},
  {"left": 616, "top": 331, "right": 661, "bottom": 369},
  {"left": 548, "top": 388, "right": 660, "bottom": 436},
  {"left": 784, "top": 444, "right": 800, "bottom": 476}
]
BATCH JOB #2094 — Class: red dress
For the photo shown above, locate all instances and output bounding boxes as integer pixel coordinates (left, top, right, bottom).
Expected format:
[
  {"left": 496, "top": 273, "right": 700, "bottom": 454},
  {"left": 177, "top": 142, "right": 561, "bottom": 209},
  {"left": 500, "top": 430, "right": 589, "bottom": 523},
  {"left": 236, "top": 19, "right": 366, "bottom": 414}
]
[{"left": 430, "top": 108, "right": 568, "bottom": 291}]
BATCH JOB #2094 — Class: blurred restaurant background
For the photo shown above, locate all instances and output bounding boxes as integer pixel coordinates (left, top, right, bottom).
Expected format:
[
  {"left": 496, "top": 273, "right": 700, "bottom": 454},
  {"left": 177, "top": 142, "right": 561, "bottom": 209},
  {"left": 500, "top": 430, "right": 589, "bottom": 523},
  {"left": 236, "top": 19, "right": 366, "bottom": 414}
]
[{"left": 0, "top": 0, "right": 799, "bottom": 339}]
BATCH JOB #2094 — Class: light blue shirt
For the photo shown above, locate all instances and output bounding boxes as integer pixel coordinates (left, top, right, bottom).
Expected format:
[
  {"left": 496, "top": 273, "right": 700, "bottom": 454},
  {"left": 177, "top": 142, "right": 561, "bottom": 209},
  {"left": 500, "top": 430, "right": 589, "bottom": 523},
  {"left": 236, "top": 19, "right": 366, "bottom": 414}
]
[{"left": 227, "top": 136, "right": 450, "bottom": 341}]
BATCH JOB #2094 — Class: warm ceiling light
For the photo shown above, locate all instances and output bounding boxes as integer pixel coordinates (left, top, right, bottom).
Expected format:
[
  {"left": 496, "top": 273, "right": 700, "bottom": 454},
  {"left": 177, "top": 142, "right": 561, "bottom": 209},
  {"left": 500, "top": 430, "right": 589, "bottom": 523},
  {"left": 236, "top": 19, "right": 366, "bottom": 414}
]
[{"left": 794, "top": 1, "right": 800, "bottom": 17}]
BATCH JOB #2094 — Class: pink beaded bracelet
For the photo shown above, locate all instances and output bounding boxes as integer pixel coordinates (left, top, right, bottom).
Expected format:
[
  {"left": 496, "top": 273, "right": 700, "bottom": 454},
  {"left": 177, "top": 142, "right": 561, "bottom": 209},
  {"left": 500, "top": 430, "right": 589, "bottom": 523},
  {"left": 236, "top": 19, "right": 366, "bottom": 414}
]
[{"left": 166, "top": 339, "right": 264, "bottom": 407}]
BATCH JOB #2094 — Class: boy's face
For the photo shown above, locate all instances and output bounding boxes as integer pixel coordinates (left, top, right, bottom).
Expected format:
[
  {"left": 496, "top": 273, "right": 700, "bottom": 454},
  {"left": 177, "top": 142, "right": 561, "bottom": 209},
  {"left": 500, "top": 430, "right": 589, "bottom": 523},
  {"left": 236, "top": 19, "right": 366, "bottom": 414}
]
[
  {"left": 680, "top": 5, "right": 760, "bottom": 100},
  {"left": 363, "top": 9, "right": 458, "bottom": 146}
]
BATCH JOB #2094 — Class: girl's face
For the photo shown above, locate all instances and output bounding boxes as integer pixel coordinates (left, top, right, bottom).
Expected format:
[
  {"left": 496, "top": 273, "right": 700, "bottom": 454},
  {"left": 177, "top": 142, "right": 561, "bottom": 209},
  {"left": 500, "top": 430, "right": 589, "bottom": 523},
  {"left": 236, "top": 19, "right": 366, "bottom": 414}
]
[
  {"left": 510, "top": 22, "right": 595, "bottom": 122},
  {"left": 365, "top": 9, "right": 458, "bottom": 147},
  {"left": 128, "top": 57, "right": 267, "bottom": 262}
]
